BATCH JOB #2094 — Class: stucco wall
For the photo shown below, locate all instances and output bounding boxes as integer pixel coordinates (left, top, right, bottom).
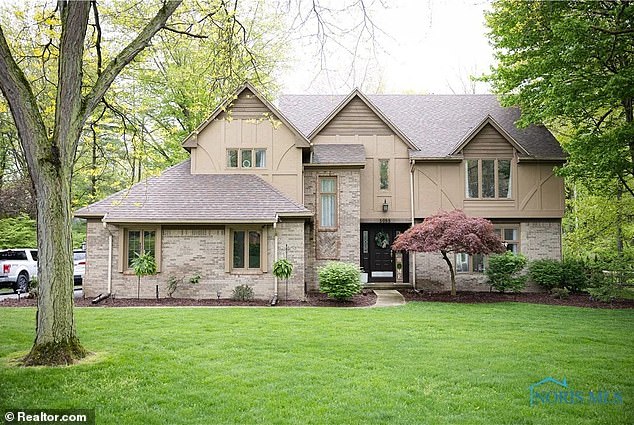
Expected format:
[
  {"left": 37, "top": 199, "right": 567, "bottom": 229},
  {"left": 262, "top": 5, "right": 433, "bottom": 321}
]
[
  {"left": 84, "top": 219, "right": 305, "bottom": 300},
  {"left": 412, "top": 220, "right": 562, "bottom": 292}
]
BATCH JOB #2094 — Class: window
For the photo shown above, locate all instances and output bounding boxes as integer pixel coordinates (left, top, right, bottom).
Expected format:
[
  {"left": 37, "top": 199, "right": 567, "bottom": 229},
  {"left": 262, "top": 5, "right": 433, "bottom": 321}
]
[
  {"left": 456, "top": 225, "right": 520, "bottom": 273},
  {"left": 379, "top": 159, "right": 389, "bottom": 190},
  {"left": 319, "top": 177, "right": 337, "bottom": 228},
  {"left": 241, "top": 149, "right": 253, "bottom": 168},
  {"left": 255, "top": 149, "right": 266, "bottom": 168},
  {"left": 498, "top": 226, "right": 520, "bottom": 253},
  {"left": 465, "top": 159, "right": 512, "bottom": 199},
  {"left": 226, "top": 148, "right": 267, "bottom": 169},
  {"left": 126, "top": 229, "right": 156, "bottom": 269},
  {"left": 231, "top": 230, "right": 262, "bottom": 270},
  {"left": 227, "top": 149, "right": 238, "bottom": 168}
]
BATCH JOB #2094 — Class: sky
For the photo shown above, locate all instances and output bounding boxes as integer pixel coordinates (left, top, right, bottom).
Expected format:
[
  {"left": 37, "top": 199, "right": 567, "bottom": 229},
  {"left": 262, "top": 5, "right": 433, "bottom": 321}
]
[{"left": 280, "top": 0, "right": 495, "bottom": 95}]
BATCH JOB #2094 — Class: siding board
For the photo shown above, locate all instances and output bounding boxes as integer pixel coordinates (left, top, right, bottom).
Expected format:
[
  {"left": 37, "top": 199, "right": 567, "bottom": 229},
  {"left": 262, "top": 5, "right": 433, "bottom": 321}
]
[
  {"left": 462, "top": 124, "right": 515, "bottom": 158},
  {"left": 217, "top": 88, "right": 271, "bottom": 120},
  {"left": 319, "top": 97, "right": 394, "bottom": 136}
]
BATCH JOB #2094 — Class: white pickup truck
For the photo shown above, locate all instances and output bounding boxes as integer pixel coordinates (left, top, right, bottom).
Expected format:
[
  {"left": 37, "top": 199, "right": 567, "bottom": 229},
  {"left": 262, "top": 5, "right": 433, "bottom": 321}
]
[{"left": 0, "top": 248, "right": 38, "bottom": 293}]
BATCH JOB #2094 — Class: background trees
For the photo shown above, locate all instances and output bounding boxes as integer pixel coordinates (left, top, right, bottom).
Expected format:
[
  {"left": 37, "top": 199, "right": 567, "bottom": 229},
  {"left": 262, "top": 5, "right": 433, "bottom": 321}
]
[{"left": 485, "top": 0, "right": 634, "bottom": 265}]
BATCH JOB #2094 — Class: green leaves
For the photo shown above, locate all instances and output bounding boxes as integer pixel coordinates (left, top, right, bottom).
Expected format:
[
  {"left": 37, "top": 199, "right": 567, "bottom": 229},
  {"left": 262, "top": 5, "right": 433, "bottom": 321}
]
[
  {"left": 486, "top": 251, "right": 527, "bottom": 293},
  {"left": 130, "top": 250, "right": 157, "bottom": 277},
  {"left": 486, "top": 0, "right": 634, "bottom": 195},
  {"left": 318, "top": 261, "right": 362, "bottom": 301},
  {"left": 272, "top": 258, "right": 293, "bottom": 280}
]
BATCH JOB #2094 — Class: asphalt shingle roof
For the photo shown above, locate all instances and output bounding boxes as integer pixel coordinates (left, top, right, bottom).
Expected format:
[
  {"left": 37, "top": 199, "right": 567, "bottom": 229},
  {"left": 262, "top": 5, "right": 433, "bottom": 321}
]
[
  {"left": 75, "top": 160, "right": 310, "bottom": 222},
  {"left": 278, "top": 94, "right": 564, "bottom": 159},
  {"left": 312, "top": 144, "right": 366, "bottom": 164}
]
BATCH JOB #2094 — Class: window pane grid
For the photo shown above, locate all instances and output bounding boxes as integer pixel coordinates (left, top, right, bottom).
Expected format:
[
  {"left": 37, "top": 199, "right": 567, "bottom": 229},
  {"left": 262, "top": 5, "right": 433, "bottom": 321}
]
[{"left": 319, "top": 177, "right": 337, "bottom": 228}]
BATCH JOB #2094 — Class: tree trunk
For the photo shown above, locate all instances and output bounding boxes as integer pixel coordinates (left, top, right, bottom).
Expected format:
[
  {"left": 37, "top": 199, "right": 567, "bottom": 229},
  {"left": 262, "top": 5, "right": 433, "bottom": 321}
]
[
  {"left": 22, "top": 149, "right": 86, "bottom": 366},
  {"left": 441, "top": 250, "right": 457, "bottom": 296}
]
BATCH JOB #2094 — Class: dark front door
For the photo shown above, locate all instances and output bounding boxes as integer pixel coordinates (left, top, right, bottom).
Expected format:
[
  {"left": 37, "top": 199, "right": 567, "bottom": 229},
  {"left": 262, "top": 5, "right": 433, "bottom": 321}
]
[{"left": 361, "top": 224, "right": 409, "bottom": 283}]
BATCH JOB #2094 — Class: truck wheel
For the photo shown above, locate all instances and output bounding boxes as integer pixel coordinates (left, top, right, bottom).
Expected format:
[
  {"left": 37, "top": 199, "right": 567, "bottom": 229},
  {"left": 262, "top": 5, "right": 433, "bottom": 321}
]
[{"left": 14, "top": 273, "right": 29, "bottom": 293}]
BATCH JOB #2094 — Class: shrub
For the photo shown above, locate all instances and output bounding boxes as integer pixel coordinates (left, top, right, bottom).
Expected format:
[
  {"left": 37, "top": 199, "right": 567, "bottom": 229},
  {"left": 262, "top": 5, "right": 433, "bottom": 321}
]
[
  {"left": 528, "top": 259, "right": 563, "bottom": 289},
  {"left": 561, "top": 259, "right": 588, "bottom": 292},
  {"left": 319, "top": 261, "right": 362, "bottom": 300},
  {"left": 485, "top": 251, "right": 528, "bottom": 293},
  {"left": 587, "top": 268, "right": 621, "bottom": 302},
  {"left": 272, "top": 259, "right": 293, "bottom": 280},
  {"left": 550, "top": 287, "right": 570, "bottom": 299},
  {"left": 231, "top": 284, "right": 254, "bottom": 301},
  {"left": 167, "top": 273, "right": 200, "bottom": 298},
  {"left": 130, "top": 251, "right": 157, "bottom": 299},
  {"left": 27, "top": 276, "right": 39, "bottom": 299}
]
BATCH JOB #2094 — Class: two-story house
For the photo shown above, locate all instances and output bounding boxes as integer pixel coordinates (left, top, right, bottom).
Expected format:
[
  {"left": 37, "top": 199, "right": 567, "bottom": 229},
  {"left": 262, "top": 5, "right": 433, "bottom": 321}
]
[{"left": 76, "top": 83, "right": 565, "bottom": 299}]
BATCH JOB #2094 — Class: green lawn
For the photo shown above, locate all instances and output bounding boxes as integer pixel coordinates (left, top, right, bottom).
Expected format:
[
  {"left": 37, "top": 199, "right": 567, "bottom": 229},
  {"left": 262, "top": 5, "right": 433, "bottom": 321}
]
[{"left": 1, "top": 303, "right": 632, "bottom": 425}]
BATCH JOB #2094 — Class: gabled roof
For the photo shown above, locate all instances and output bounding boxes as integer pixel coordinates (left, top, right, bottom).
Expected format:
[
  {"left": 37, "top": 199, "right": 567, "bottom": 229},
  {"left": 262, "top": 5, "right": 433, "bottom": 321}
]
[
  {"left": 75, "top": 160, "right": 311, "bottom": 223},
  {"left": 307, "top": 89, "right": 418, "bottom": 150},
  {"left": 450, "top": 115, "right": 530, "bottom": 156},
  {"left": 309, "top": 144, "right": 366, "bottom": 166},
  {"left": 278, "top": 94, "right": 565, "bottom": 160},
  {"left": 182, "top": 82, "right": 310, "bottom": 150}
]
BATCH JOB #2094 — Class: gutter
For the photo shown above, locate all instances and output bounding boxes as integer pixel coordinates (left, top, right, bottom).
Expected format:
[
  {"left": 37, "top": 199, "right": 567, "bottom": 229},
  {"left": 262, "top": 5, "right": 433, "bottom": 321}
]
[
  {"left": 271, "top": 214, "right": 279, "bottom": 306},
  {"left": 409, "top": 159, "right": 417, "bottom": 290},
  {"left": 93, "top": 213, "right": 113, "bottom": 304}
]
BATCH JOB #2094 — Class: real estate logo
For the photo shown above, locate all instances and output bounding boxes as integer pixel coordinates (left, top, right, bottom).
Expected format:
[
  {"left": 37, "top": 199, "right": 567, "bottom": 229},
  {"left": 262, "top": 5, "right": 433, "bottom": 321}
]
[{"left": 529, "top": 377, "right": 624, "bottom": 406}]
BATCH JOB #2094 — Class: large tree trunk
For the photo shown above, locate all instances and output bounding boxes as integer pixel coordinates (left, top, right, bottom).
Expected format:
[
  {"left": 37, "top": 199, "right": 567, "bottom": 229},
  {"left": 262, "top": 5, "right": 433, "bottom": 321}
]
[
  {"left": 441, "top": 250, "right": 457, "bottom": 296},
  {"left": 22, "top": 149, "right": 85, "bottom": 365},
  {"left": 0, "top": 0, "right": 182, "bottom": 366}
]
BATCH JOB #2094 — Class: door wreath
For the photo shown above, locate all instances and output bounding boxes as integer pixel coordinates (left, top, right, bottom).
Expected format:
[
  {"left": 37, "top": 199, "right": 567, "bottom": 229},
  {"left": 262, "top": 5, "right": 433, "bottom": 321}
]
[{"left": 375, "top": 231, "right": 390, "bottom": 249}]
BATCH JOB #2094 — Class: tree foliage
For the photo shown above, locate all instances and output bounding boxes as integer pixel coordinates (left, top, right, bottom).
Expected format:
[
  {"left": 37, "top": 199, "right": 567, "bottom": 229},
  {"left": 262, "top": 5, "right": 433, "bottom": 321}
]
[
  {"left": 485, "top": 1, "right": 634, "bottom": 197},
  {"left": 392, "top": 210, "right": 505, "bottom": 295},
  {"left": 0, "top": 214, "right": 37, "bottom": 248}
]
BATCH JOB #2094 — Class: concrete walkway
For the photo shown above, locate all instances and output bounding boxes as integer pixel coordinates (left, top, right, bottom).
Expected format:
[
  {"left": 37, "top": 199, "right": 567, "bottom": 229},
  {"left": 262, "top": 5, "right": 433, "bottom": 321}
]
[{"left": 372, "top": 289, "right": 406, "bottom": 307}]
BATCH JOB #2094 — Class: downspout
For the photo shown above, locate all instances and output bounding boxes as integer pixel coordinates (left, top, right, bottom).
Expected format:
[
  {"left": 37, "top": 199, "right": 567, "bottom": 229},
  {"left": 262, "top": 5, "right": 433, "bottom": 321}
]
[
  {"left": 271, "top": 214, "right": 279, "bottom": 306},
  {"left": 93, "top": 214, "right": 112, "bottom": 304},
  {"left": 409, "top": 159, "right": 417, "bottom": 290}
]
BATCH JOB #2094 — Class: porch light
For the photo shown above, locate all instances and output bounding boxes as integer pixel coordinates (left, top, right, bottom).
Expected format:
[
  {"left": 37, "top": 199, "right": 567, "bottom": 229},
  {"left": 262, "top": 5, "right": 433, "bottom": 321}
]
[{"left": 382, "top": 199, "right": 389, "bottom": 213}]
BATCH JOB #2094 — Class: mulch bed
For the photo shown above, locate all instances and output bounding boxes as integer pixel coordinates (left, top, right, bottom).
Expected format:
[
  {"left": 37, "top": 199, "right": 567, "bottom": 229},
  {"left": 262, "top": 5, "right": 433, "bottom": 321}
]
[
  {"left": 0, "top": 290, "right": 377, "bottom": 308},
  {"left": 399, "top": 289, "right": 634, "bottom": 309}
]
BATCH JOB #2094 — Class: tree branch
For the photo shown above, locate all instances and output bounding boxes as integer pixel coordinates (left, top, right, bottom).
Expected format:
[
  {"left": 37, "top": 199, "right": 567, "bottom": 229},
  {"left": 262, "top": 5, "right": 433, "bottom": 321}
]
[
  {"left": 53, "top": 0, "right": 91, "bottom": 169},
  {"left": 0, "top": 25, "right": 48, "bottom": 183},
  {"left": 81, "top": 0, "right": 183, "bottom": 127},
  {"left": 164, "top": 26, "right": 207, "bottom": 39}
]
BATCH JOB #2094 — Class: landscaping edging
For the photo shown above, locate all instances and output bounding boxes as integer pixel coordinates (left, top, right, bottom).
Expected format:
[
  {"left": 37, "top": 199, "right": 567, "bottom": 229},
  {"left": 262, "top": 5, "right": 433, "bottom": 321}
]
[{"left": 399, "top": 289, "right": 634, "bottom": 309}]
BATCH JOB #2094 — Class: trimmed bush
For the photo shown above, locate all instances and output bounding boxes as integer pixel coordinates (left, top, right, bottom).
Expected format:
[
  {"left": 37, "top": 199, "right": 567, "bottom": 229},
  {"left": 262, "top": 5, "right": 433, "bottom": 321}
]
[
  {"left": 231, "top": 284, "right": 254, "bottom": 301},
  {"left": 528, "top": 259, "right": 563, "bottom": 289},
  {"left": 561, "top": 259, "right": 588, "bottom": 292},
  {"left": 485, "top": 251, "right": 528, "bottom": 293},
  {"left": 319, "top": 261, "right": 362, "bottom": 300}
]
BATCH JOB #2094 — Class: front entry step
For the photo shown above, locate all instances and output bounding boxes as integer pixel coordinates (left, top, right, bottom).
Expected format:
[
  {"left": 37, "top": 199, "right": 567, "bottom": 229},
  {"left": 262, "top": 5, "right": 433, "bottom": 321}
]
[{"left": 363, "top": 282, "right": 412, "bottom": 290}]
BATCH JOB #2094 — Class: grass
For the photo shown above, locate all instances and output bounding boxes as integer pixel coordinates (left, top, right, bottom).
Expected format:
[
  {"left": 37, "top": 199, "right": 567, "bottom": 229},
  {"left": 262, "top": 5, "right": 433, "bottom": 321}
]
[{"left": 0, "top": 303, "right": 632, "bottom": 425}]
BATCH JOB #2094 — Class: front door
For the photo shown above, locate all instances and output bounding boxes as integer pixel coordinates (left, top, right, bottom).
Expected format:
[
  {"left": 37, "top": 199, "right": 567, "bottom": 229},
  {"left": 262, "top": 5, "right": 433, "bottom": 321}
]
[{"left": 361, "top": 224, "right": 409, "bottom": 283}]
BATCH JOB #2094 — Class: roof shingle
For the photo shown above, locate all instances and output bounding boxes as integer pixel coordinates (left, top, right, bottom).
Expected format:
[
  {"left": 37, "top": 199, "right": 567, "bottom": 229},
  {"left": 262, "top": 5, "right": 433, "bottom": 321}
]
[
  {"left": 75, "top": 160, "right": 310, "bottom": 222},
  {"left": 278, "top": 94, "right": 564, "bottom": 159},
  {"left": 312, "top": 144, "right": 365, "bottom": 164}
]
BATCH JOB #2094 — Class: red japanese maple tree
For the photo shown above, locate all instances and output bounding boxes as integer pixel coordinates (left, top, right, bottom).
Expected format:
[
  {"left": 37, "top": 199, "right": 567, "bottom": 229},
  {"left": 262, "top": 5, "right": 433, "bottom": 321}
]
[{"left": 392, "top": 210, "right": 506, "bottom": 295}]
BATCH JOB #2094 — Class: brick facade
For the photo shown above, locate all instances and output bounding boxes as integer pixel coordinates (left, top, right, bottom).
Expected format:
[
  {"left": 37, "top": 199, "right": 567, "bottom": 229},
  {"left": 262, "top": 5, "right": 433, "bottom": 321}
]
[
  {"left": 84, "top": 219, "right": 305, "bottom": 300},
  {"left": 412, "top": 220, "right": 562, "bottom": 292},
  {"left": 303, "top": 169, "right": 361, "bottom": 290}
]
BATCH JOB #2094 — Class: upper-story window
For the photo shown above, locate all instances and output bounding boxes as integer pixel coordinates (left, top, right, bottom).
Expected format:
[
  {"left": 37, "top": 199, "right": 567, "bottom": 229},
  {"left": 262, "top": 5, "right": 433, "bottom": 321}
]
[
  {"left": 227, "top": 149, "right": 266, "bottom": 168},
  {"left": 379, "top": 159, "right": 389, "bottom": 190},
  {"left": 466, "top": 159, "right": 512, "bottom": 199},
  {"left": 319, "top": 177, "right": 337, "bottom": 229}
]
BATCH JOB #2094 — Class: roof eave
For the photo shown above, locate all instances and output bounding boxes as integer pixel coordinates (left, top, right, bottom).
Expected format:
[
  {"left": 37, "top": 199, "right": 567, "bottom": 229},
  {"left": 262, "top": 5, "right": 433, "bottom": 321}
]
[
  {"left": 304, "top": 162, "right": 366, "bottom": 168},
  {"left": 306, "top": 89, "right": 418, "bottom": 150},
  {"left": 449, "top": 115, "right": 531, "bottom": 157}
]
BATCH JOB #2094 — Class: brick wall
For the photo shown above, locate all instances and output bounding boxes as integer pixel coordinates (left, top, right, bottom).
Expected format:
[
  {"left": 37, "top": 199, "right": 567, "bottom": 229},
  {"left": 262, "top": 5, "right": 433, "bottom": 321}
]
[
  {"left": 412, "top": 220, "right": 562, "bottom": 292},
  {"left": 304, "top": 169, "right": 361, "bottom": 290},
  {"left": 84, "top": 219, "right": 305, "bottom": 300}
]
